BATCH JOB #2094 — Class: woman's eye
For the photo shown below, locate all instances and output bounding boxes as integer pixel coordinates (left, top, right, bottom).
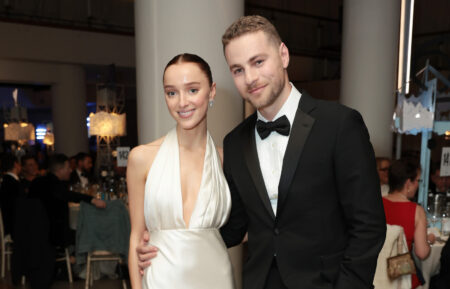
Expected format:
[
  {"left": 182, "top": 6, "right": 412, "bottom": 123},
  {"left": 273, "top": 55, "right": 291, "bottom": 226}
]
[
  {"left": 189, "top": 89, "right": 198, "bottom": 94},
  {"left": 166, "top": 91, "right": 176, "bottom": 97}
]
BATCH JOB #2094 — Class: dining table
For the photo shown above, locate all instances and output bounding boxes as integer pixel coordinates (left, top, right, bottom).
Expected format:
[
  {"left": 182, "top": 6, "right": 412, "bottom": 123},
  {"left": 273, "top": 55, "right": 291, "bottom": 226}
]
[{"left": 415, "top": 228, "right": 448, "bottom": 289}]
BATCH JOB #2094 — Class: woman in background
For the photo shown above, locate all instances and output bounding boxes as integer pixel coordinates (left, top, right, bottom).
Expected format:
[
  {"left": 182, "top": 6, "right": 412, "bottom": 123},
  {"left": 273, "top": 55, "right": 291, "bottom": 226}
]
[{"left": 383, "top": 159, "right": 435, "bottom": 289}]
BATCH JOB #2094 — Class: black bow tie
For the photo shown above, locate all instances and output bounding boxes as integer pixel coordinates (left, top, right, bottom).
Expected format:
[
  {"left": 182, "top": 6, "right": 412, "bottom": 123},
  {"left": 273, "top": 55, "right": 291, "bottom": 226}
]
[{"left": 256, "top": 115, "right": 291, "bottom": 140}]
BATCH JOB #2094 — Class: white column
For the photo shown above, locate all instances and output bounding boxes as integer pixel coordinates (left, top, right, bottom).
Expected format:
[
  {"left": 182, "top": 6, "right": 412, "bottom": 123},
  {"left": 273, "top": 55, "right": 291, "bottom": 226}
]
[
  {"left": 340, "top": 0, "right": 401, "bottom": 158},
  {"left": 135, "top": 0, "right": 244, "bottom": 287},
  {"left": 51, "top": 64, "right": 89, "bottom": 156}
]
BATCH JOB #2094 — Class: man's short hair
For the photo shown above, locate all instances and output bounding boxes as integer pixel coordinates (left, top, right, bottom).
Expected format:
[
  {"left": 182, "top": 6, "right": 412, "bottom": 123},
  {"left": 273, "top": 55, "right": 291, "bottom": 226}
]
[
  {"left": 222, "top": 15, "right": 282, "bottom": 51},
  {"left": 48, "top": 154, "right": 69, "bottom": 173},
  {"left": 21, "top": 154, "right": 38, "bottom": 166},
  {"left": 75, "top": 152, "right": 90, "bottom": 163},
  {"left": 1, "top": 154, "right": 18, "bottom": 173}
]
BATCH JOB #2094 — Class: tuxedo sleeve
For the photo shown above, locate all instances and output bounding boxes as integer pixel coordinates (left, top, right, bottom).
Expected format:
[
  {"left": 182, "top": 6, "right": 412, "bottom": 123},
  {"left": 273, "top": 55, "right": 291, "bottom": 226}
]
[
  {"left": 53, "top": 182, "right": 93, "bottom": 204},
  {"left": 220, "top": 134, "right": 248, "bottom": 248},
  {"left": 333, "top": 109, "right": 386, "bottom": 289}
]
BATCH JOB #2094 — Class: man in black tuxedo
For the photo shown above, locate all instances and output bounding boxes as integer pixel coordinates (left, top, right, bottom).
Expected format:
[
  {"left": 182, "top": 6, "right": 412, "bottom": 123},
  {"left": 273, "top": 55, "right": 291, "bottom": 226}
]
[
  {"left": 0, "top": 154, "right": 25, "bottom": 238},
  {"left": 218, "top": 15, "right": 386, "bottom": 289},
  {"left": 69, "top": 152, "right": 94, "bottom": 188},
  {"left": 29, "top": 154, "right": 105, "bottom": 247},
  {"left": 137, "top": 15, "right": 386, "bottom": 289}
]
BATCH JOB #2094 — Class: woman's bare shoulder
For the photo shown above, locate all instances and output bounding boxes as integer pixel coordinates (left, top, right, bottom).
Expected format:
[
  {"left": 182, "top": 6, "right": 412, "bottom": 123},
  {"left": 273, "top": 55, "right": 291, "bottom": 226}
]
[{"left": 128, "top": 137, "right": 165, "bottom": 168}]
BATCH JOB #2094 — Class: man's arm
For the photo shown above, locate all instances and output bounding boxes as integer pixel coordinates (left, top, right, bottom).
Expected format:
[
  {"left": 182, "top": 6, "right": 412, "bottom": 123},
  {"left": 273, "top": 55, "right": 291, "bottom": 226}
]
[
  {"left": 219, "top": 135, "right": 248, "bottom": 248},
  {"left": 54, "top": 182, "right": 106, "bottom": 208},
  {"left": 333, "top": 109, "right": 386, "bottom": 289}
]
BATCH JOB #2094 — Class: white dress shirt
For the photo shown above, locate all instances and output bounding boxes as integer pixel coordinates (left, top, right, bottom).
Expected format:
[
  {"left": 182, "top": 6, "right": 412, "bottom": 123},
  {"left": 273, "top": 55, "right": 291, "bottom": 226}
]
[
  {"left": 6, "top": 172, "right": 19, "bottom": 181},
  {"left": 255, "top": 84, "right": 301, "bottom": 215},
  {"left": 77, "top": 169, "right": 89, "bottom": 188}
]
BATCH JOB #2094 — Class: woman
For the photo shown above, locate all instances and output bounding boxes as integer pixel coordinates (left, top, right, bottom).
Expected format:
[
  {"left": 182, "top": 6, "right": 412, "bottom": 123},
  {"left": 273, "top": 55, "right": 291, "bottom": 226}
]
[
  {"left": 383, "top": 159, "right": 435, "bottom": 289},
  {"left": 127, "top": 54, "right": 235, "bottom": 289}
]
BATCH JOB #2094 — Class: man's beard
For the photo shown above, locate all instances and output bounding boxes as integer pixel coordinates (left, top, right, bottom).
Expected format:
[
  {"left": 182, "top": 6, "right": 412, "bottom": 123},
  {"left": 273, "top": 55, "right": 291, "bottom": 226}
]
[{"left": 248, "top": 77, "right": 285, "bottom": 110}]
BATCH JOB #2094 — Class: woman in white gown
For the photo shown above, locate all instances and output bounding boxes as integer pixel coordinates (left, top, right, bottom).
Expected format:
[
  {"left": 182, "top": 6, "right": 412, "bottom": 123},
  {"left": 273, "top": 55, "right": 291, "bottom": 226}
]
[{"left": 127, "top": 53, "right": 235, "bottom": 289}]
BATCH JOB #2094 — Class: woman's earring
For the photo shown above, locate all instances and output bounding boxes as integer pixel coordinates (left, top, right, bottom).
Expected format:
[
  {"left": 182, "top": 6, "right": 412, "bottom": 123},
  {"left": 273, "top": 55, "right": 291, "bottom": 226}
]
[{"left": 208, "top": 100, "right": 214, "bottom": 108}]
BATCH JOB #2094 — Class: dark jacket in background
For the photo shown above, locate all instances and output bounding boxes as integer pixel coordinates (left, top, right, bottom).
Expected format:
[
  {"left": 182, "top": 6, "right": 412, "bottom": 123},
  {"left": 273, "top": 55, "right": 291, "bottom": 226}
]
[
  {"left": 69, "top": 169, "right": 95, "bottom": 186},
  {"left": 28, "top": 173, "right": 93, "bottom": 247},
  {"left": 12, "top": 198, "right": 54, "bottom": 289},
  {"left": 0, "top": 174, "right": 26, "bottom": 237}
]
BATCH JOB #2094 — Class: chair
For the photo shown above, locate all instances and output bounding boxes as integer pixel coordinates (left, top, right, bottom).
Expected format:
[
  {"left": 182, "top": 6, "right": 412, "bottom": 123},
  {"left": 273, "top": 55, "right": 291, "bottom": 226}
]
[
  {"left": 0, "top": 209, "right": 13, "bottom": 278},
  {"left": 55, "top": 247, "right": 73, "bottom": 283},
  {"left": 85, "top": 250, "right": 126, "bottom": 289},
  {"left": 76, "top": 201, "right": 130, "bottom": 289}
]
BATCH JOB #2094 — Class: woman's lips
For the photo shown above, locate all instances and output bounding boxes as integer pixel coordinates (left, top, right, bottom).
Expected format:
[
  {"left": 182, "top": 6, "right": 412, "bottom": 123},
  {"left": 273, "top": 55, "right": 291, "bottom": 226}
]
[{"left": 178, "top": 109, "right": 195, "bottom": 118}]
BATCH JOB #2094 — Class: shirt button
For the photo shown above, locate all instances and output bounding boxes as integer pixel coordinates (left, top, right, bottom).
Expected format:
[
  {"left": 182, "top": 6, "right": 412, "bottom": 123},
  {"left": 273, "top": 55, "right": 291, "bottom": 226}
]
[
  {"left": 274, "top": 228, "right": 279, "bottom": 235},
  {"left": 271, "top": 143, "right": 275, "bottom": 148}
]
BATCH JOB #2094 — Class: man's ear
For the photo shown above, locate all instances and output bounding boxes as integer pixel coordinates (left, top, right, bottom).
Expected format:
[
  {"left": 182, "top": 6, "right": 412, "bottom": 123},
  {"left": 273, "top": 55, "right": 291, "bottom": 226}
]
[{"left": 279, "top": 42, "right": 290, "bottom": 69}]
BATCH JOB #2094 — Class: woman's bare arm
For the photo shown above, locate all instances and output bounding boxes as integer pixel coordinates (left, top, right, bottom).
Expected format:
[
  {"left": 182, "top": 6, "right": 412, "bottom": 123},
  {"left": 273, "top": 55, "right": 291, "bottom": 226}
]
[{"left": 413, "top": 205, "right": 431, "bottom": 260}]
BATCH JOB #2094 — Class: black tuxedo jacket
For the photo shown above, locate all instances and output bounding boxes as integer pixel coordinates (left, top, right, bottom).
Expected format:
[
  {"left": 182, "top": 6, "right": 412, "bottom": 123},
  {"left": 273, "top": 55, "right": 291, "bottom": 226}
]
[
  {"left": 28, "top": 173, "right": 93, "bottom": 246},
  {"left": 0, "top": 174, "right": 25, "bottom": 237},
  {"left": 69, "top": 170, "right": 95, "bottom": 186},
  {"left": 220, "top": 91, "right": 386, "bottom": 289}
]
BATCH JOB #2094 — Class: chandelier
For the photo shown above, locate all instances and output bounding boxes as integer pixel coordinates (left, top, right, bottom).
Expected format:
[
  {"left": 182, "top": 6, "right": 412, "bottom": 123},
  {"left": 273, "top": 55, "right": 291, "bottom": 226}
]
[{"left": 3, "top": 89, "right": 35, "bottom": 144}]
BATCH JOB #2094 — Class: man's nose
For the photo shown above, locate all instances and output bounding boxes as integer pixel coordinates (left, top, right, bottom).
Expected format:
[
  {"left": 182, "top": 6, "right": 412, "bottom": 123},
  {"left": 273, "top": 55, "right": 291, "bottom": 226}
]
[{"left": 245, "top": 67, "right": 258, "bottom": 86}]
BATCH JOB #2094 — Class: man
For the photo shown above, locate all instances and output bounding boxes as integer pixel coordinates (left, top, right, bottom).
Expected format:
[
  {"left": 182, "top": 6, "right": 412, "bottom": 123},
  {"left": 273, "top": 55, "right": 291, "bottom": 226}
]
[
  {"left": 0, "top": 154, "right": 24, "bottom": 238},
  {"left": 429, "top": 165, "right": 448, "bottom": 196},
  {"left": 69, "top": 152, "right": 94, "bottom": 188},
  {"left": 29, "top": 153, "right": 105, "bottom": 247},
  {"left": 376, "top": 157, "right": 391, "bottom": 196},
  {"left": 138, "top": 15, "right": 386, "bottom": 289},
  {"left": 20, "top": 154, "right": 40, "bottom": 195}
]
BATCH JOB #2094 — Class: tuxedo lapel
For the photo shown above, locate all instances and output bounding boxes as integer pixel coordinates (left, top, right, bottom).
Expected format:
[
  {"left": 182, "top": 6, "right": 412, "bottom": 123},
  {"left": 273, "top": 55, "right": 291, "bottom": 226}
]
[
  {"left": 242, "top": 114, "right": 276, "bottom": 220},
  {"left": 277, "top": 91, "right": 316, "bottom": 211}
]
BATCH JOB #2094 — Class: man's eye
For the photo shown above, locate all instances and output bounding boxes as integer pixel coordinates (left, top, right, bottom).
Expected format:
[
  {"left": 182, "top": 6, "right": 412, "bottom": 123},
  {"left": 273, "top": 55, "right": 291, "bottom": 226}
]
[
  {"left": 189, "top": 89, "right": 198, "bottom": 94},
  {"left": 233, "top": 68, "right": 243, "bottom": 75},
  {"left": 255, "top": 60, "right": 264, "bottom": 65}
]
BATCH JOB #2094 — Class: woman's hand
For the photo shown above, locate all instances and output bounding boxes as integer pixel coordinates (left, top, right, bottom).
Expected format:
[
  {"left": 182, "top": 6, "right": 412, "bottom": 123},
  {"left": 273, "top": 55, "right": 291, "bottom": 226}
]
[{"left": 427, "top": 233, "right": 436, "bottom": 245}]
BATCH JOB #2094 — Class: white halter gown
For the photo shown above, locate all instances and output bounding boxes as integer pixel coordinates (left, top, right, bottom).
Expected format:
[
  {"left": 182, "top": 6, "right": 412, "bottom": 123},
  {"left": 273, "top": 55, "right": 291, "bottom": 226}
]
[{"left": 142, "top": 128, "right": 235, "bottom": 289}]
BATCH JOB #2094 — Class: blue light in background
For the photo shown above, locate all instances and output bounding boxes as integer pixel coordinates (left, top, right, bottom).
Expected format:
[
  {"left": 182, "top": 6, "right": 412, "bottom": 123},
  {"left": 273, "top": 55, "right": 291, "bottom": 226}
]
[{"left": 35, "top": 124, "right": 46, "bottom": 140}]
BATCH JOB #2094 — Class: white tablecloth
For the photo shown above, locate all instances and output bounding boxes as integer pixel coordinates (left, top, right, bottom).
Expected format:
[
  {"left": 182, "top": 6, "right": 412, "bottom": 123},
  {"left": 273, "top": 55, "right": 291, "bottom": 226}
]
[{"left": 69, "top": 202, "right": 80, "bottom": 230}]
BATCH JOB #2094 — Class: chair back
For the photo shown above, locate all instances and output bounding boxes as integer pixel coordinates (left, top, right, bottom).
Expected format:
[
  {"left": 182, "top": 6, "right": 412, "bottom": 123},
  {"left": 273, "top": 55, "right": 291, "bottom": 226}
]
[{"left": 373, "top": 224, "right": 411, "bottom": 289}]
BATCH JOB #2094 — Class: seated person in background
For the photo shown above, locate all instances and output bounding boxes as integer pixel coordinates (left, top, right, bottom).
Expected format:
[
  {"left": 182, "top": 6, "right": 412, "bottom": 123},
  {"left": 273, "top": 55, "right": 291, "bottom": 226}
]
[
  {"left": 376, "top": 157, "right": 391, "bottom": 196},
  {"left": 28, "top": 154, "right": 106, "bottom": 248},
  {"left": 383, "top": 159, "right": 436, "bottom": 289},
  {"left": 20, "top": 154, "right": 40, "bottom": 195},
  {"left": 69, "top": 152, "right": 94, "bottom": 189},
  {"left": 429, "top": 164, "right": 448, "bottom": 196},
  {"left": 0, "top": 154, "right": 25, "bottom": 238},
  {"left": 69, "top": 155, "right": 77, "bottom": 171}
]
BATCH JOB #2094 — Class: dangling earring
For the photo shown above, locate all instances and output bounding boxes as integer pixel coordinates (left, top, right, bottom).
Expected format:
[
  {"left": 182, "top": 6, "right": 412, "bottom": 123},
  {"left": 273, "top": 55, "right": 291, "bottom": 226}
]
[{"left": 208, "top": 100, "right": 214, "bottom": 108}]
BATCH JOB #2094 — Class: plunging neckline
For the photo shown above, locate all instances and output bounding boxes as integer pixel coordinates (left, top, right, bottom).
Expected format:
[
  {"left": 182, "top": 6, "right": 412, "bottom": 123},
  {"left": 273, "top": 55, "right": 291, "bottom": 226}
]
[{"left": 175, "top": 130, "right": 208, "bottom": 229}]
